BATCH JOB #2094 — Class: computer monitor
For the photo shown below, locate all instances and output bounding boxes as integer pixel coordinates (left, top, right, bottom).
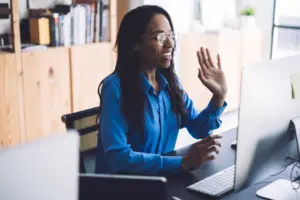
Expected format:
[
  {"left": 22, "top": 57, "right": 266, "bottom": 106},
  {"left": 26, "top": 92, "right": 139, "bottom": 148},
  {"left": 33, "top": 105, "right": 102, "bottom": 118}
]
[
  {"left": 79, "top": 173, "right": 168, "bottom": 200},
  {"left": 234, "top": 54, "right": 300, "bottom": 192},
  {"left": 0, "top": 131, "right": 80, "bottom": 200}
]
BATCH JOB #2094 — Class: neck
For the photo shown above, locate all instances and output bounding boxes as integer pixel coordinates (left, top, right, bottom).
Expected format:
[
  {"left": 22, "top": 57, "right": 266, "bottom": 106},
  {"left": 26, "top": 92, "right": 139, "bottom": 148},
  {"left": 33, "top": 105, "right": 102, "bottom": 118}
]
[
  {"left": 141, "top": 68, "right": 160, "bottom": 93},
  {"left": 142, "top": 68, "right": 157, "bottom": 84}
]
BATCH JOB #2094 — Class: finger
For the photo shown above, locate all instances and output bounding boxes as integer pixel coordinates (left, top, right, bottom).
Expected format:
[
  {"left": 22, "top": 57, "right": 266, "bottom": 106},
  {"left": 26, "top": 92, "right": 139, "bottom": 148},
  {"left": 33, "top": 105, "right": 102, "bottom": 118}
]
[
  {"left": 206, "top": 145, "right": 220, "bottom": 155},
  {"left": 209, "top": 140, "right": 221, "bottom": 148},
  {"left": 205, "top": 155, "right": 216, "bottom": 161},
  {"left": 197, "top": 51, "right": 207, "bottom": 71},
  {"left": 206, "top": 48, "right": 215, "bottom": 67},
  {"left": 201, "top": 47, "right": 211, "bottom": 68},
  {"left": 217, "top": 54, "right": 222, "bottom": 70},
  {"left": 201, "top": 134, "right": 223, "bottom": 143},
  {"left": 198, "top": 139, "right": 221, "bottom": 149},
  {"left": 198, "top": 68, "right": 207, "bottom": 83},
  {"left": 193, "top": 134, "right": 222, "bottom": 146}
]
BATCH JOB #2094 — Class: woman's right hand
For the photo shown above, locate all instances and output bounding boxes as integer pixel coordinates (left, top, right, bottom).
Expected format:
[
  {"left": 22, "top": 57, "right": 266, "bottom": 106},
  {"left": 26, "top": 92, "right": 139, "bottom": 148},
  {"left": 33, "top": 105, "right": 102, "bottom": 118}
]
[{"left": 181, "top": 134, "right": 222, "bottom": 171}]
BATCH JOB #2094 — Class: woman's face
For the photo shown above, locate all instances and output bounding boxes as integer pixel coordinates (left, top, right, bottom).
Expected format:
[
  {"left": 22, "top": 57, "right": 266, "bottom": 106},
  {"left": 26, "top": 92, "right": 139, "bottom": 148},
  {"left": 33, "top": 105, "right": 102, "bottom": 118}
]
[{"left": 138, "top": 14, "right": 177, "bottom": 69}]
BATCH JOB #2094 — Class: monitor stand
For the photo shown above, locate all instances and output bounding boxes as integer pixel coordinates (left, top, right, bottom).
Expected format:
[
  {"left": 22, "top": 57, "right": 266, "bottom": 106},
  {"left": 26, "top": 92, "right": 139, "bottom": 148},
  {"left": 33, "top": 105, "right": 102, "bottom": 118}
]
[
  {"left": 256, "top": 117, "right": 300, "bottom": 200},
  {"left": 256, "top": 179, "right": 300, "bottom": 200}
]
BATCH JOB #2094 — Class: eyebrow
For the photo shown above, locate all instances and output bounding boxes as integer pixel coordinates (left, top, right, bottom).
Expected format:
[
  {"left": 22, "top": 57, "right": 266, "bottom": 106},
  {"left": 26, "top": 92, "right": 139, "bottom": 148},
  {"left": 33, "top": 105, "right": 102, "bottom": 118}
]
[{"left": 151, "top": 30, "right": 172, "bottom": 35}]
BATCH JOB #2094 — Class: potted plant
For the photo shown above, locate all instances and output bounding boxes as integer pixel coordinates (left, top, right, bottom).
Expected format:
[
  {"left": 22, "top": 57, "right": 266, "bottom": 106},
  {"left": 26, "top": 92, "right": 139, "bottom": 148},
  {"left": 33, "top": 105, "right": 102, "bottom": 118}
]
[{"left": 240, "top": 6, "right": 256, "bottom": 30}]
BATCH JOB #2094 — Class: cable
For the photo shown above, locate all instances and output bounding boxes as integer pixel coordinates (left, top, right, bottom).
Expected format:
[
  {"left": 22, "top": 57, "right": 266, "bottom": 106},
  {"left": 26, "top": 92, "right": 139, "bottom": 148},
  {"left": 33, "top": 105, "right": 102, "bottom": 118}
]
[
  {"left": 270, "top": 156, "right": 297, "bottom": 177},
  {"left": 263, "top": 156, "right": 300, "bottom": 191},
  {"left": 290, "top": 161, "right": 300, "bottom": 190},
  {"left": 270, "top": 165, "right": 289, "bottom": 176}
]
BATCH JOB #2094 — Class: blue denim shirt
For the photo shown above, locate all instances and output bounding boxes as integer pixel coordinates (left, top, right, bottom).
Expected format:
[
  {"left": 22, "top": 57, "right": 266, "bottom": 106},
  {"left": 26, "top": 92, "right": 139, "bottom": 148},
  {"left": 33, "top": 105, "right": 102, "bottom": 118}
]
[{"left": 95, "top": 72, "right": 227, "bottom": 175}]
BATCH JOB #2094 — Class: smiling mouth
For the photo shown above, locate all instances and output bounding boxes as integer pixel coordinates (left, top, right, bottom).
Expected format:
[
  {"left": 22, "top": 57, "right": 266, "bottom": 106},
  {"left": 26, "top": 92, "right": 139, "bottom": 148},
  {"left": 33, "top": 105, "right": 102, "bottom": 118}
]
[
  {"left": 162, "top": 52, "right": 172, "bottom": 60},
  {"left": 162, "top": 52, "right": 172, "bottom": 56}
]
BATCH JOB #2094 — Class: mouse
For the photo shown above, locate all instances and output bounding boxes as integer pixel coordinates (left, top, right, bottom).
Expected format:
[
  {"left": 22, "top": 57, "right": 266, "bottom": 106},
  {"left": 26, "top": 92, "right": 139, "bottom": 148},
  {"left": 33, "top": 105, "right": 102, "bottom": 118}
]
[{"left": 230, "top": 140, "right": 237, "bottom": 149}]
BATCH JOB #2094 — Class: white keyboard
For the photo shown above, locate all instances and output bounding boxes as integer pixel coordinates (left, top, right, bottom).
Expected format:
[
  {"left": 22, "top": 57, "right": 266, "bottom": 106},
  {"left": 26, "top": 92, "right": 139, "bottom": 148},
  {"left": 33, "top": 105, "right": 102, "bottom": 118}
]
[{"left": 187, "top": 165, "right": 235, "bottom": 197}]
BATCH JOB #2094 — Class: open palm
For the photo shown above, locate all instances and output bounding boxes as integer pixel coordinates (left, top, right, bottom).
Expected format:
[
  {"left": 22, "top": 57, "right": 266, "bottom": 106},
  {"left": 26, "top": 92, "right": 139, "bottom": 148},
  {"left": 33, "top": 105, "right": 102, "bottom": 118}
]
[{"left": 197, "top": 47, "right": 227, "bottom": 97}]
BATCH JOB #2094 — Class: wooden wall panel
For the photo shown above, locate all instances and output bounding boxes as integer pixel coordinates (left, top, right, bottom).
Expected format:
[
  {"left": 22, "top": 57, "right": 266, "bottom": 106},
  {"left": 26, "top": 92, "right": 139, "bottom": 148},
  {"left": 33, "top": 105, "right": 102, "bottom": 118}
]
[
  {"left": 70, "top": 43, "right": 113, "bottom": 112},
  {"left": 0, "top": 53, "right": 21, "bottom": 148},
  {"left": 21, "top": 48, "right": 72, "bottom": 142}
]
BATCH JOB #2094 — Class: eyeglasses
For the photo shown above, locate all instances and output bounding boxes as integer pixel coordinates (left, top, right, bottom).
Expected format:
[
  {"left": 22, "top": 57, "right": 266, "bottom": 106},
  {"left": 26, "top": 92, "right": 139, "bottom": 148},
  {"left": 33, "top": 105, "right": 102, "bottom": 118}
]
[{"left": 151, "top": 32, "right": 179, "bottom": 46}]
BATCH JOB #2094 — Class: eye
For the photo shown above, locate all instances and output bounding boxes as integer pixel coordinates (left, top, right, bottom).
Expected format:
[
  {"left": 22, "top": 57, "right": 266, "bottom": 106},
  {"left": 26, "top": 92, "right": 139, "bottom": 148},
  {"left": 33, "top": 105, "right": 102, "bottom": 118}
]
[{"left": 156, "top": 33, "right": 167, "bottom": 42}]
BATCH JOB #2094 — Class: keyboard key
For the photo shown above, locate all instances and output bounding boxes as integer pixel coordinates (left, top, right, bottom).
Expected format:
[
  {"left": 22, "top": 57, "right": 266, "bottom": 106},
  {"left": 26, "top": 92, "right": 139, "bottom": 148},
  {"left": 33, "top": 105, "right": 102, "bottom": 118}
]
[{"left": 186, "top": 165, "right": 235, "bottom": 197}]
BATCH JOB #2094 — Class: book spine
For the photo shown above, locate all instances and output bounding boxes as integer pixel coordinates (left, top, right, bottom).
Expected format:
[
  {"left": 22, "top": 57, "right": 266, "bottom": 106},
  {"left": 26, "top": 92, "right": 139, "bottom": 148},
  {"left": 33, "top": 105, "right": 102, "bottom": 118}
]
[
  {"left": 95, "top": 1, "right": 101, "bottom": 42},
  {"left": 84, "top": 4, "right": 90, "bottom": 44},
  {"left": 99, "top": 1, "right": 104, "bottom": 42},
  {"left": 59, "top": 15, "right": 65, "bottom": 46},
  {"left": 49, "top": 13, "right": 60, "bottom": 46},
  {"left": 90, "top": 3, "right": 95, "bottom": 44},
  {"left": 101, "top": 4, "right": 109, "bottom": 41},
  {"left": 93, "top": 2, "right": 98, "bottom": 43},
  {"left": 64, "top": 13, "right": 71, "bottom": 46}
]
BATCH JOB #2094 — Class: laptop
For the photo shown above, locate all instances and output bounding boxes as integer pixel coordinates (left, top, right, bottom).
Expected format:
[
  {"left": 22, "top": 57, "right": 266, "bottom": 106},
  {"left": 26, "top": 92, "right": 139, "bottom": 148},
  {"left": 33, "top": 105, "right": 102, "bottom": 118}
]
[
  {"left": 0, "top": 131, "right": 79, "bottom": 200},
  {"left": 79, "top": 173, "right": 168, "bottom": 200}
]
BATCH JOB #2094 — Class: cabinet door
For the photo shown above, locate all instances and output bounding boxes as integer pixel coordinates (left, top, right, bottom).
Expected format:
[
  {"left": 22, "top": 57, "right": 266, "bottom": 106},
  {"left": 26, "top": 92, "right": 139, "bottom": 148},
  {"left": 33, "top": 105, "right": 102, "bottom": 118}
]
[
  {"left": 0, "top": 53, "right": 21, "bottom": 148},
  {"left": 70, "top": 43, "right": 114, "bottom": 150},
  {"left": 22, "top": 47, "right": 72, "bottom": 142},
  {"left": 70, "top": 43, "right": 113, "bottom": 112}
]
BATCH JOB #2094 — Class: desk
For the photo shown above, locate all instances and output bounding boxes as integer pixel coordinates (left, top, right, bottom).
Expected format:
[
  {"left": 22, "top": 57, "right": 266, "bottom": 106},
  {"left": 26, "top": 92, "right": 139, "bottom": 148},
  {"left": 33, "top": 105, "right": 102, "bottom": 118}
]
[{"left": 166, "top": 128, "right": 297, "bottom": 200}]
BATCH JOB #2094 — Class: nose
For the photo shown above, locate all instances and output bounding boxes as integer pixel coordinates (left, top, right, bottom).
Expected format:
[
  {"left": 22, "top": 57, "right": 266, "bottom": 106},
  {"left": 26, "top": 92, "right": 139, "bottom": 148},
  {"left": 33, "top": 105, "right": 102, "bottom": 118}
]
[{"left": 164, "top": 35, "right": 175, "bottom": 48}]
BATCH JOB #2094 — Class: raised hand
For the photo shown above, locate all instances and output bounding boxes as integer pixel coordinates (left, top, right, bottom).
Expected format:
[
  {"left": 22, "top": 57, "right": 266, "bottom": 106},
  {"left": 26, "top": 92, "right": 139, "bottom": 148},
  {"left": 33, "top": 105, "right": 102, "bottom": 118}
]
[{"left": 197, "top": 47, "right": 227, "bottom": 99}]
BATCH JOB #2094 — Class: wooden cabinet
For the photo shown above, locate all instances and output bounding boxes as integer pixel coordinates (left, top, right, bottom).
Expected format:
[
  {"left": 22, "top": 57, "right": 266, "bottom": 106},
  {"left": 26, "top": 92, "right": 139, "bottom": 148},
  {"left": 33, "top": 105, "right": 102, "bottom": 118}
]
[
  {"left": 0, "top": 0, "right": 129, "bottom": 148},
  {"left": 21, "top": 47, "right": 72, "bottom": 142},
  {"left": 0, "top": 43, "right": 115, "bottom": 146},
  {"left": 70, "top": 43, "right": 114, "bottom": 112},
  {"left": 0, "top": 53, "right": 21, "bottom": 148}
]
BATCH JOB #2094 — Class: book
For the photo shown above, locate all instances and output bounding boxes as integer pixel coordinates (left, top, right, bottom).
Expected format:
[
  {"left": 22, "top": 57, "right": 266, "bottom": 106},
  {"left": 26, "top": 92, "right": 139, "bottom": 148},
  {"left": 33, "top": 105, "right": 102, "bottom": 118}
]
[{"left": 27, "top": 0, "right": 109, "bottom": 47}]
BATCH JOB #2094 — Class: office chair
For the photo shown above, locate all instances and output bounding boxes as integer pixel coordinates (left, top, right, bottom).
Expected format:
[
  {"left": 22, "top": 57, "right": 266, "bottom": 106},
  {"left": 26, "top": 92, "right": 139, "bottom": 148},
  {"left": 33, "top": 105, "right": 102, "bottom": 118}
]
[{"left": 61, "top": 107, "right": 100, "bottom": 173}]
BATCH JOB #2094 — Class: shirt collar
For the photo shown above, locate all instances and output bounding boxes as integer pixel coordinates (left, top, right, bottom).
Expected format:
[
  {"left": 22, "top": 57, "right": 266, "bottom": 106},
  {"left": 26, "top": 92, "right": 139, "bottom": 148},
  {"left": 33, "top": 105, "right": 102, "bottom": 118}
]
[{"left": 140, "top": 71, "right": 169, "bottom": 93}]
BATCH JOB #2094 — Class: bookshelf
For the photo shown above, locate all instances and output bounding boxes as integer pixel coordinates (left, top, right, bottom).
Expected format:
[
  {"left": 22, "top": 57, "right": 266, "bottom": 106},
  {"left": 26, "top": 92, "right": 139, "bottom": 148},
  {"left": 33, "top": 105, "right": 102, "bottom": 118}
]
[{"left": 0, "top": 0, "right": 129, "bottom": 148}]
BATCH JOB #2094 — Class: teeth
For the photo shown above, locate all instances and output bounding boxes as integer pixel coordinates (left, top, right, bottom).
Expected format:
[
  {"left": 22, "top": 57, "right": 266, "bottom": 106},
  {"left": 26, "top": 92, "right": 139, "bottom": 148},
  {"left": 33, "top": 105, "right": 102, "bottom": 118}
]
[{"left": 163, "top": 52, "right": 171, "bottom": 56}]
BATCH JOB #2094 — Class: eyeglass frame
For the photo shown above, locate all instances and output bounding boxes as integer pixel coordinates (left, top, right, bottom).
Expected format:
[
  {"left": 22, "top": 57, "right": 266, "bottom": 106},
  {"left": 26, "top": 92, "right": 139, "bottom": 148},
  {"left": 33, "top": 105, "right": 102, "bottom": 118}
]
[{"left": 146, "top": 31, "right": 179, "bottom": 46}]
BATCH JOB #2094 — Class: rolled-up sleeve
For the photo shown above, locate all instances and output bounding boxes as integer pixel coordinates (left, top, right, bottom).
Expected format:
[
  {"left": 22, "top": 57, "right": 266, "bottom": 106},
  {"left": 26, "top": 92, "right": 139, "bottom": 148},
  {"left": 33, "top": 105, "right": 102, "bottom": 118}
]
[
  {"left": 181, "top": 92, "right": 227, "bottom": 139},
  {"left": 99, "top": 79, "right": 182, "bottom": 175}
]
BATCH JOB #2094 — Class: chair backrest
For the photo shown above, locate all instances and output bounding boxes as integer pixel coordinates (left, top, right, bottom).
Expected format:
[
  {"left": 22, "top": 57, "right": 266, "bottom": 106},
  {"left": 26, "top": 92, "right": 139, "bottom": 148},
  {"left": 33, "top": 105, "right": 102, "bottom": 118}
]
[{"left": 61, "top": 107, "right": 100, "bottom": 174}]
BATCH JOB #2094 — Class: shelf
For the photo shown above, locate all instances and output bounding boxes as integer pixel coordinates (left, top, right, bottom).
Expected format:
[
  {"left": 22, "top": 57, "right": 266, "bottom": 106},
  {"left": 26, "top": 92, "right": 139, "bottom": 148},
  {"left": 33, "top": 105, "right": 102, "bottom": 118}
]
[{"left": 0, "top": 0, "right": 129, "bottom": 147}]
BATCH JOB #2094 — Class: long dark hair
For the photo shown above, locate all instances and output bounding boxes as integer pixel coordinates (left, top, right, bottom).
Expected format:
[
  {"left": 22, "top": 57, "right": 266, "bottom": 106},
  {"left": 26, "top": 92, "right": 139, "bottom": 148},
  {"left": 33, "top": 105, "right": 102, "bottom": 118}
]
[{"left": 97, "top": 5, "right": 187, "bottom": 138}]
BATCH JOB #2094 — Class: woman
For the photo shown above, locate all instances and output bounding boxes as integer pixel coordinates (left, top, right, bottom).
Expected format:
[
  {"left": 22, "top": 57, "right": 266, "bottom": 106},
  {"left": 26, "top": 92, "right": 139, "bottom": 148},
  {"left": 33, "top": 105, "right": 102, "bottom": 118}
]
[{"left": 95, "top": 5, "right": 227, "bottom": 175}]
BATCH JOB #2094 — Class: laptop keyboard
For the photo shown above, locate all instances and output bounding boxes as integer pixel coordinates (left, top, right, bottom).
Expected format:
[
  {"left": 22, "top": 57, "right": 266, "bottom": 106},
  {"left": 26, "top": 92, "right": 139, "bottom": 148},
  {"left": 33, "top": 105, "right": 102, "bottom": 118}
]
[{"left": 186, "top": 165, "right": 235, "bottom": 197}]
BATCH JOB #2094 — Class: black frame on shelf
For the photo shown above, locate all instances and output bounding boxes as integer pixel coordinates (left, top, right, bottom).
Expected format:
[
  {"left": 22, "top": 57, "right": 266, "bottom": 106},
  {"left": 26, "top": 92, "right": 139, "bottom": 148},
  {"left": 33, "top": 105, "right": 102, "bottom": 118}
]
[{"left": 270, "top": 0, "right": 300, "bottom": 59}]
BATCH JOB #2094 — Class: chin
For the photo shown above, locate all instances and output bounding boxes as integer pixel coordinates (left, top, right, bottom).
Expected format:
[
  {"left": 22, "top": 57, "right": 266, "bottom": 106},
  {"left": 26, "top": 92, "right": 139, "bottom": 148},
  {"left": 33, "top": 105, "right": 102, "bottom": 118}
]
[{"left": 159, "top": 61, "right": 171, "bottom": 68}]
